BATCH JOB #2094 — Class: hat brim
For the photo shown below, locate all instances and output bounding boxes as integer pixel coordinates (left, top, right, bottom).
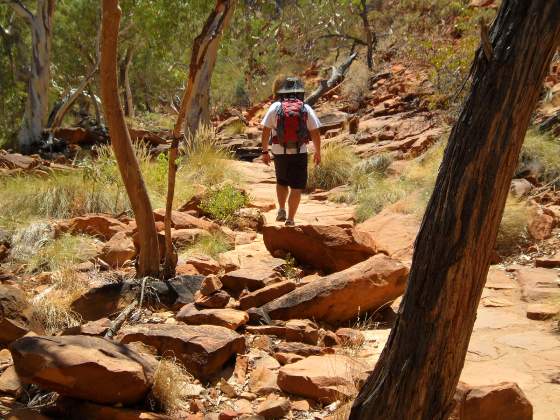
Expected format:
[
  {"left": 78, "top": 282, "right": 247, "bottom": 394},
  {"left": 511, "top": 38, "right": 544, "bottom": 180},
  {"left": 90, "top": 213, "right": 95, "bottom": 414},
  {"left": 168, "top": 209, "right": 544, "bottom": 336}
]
[{"left": 277, "top": 88, "right": 305, "bottom": 94}]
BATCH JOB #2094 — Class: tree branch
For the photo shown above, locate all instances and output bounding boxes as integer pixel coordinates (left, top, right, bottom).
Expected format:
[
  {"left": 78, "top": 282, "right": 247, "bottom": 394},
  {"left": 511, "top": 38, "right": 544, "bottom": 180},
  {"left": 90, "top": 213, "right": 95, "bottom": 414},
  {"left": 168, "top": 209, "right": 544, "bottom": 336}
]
[
  {"left": 4, "top": 0, "right": 34, "bottom": 23},
  {"left": 317, "top": 33, "right": 367, "bottom": 46}
]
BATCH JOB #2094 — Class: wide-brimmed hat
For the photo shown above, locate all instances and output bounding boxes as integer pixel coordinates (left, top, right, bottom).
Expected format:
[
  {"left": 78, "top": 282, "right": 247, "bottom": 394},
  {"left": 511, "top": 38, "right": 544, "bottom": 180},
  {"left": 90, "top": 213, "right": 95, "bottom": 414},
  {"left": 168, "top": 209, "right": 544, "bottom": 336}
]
[{"left": 276, "top": 77, "right": 305, "bottom": 94}]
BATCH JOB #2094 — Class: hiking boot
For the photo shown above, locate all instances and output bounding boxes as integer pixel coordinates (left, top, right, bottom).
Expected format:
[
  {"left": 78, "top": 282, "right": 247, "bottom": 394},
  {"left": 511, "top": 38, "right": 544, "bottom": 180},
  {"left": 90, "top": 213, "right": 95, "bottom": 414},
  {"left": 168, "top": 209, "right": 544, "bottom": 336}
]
[
  {"left": 276, "top": 209, "right": 287, "bottom": 222},
  {"left": 285, "top": 219, "right": 295, "bottom": 226}
]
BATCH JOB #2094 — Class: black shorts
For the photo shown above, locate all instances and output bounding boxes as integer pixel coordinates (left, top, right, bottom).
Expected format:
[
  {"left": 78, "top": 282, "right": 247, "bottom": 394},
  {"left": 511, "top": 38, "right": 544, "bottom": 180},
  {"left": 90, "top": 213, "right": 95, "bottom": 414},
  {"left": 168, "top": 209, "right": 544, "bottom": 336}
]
[{"left": 273, "top": 153, "right": 308, "bottom": 190}]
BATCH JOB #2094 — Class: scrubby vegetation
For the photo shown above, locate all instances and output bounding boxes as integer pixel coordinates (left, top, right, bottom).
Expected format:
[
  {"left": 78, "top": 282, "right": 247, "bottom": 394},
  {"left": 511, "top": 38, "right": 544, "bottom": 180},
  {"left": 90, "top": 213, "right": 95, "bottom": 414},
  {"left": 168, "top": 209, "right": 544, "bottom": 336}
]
[
  {"left": 308, "top": 142, "right": 358, "bottom": 191},
  {"left": 150, "top": 357, "right": 195, "bottom": 415},
  {"left": 200, "top": 184, "right": 250, "bottom": 224},
  {"left": 180, "top": 232, "right": 233, "bottom": 259}
]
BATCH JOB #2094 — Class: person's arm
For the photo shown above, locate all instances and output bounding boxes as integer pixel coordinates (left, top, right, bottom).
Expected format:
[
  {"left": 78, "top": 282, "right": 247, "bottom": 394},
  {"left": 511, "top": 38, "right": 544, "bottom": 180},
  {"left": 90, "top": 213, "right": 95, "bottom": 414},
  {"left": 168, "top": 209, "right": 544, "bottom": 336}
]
[
  {"left": 310, "top": 128, "right": 321, "bottom": 165},
  {"left": 261, "top": 126, "right": 272, "bottom": 165}
]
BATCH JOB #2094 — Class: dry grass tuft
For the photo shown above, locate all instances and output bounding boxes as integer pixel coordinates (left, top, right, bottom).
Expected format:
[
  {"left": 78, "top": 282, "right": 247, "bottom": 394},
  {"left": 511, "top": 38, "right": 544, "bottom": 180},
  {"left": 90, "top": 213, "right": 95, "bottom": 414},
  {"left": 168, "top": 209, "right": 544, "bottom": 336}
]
[
  {"left": 9, "top": 229, "right": 100, "bottom": 274},
  {"left": 496, "top": 195, "right": 530, "bottom": 256},
  {"left": 308, "top": 142, "right": 358, "bottom": 191},
  {"left": 31, "top": 268, "right": 88, "bottom": 335},
  {"left": 150, "top": 357, "right": 196, "bottom": 415}
]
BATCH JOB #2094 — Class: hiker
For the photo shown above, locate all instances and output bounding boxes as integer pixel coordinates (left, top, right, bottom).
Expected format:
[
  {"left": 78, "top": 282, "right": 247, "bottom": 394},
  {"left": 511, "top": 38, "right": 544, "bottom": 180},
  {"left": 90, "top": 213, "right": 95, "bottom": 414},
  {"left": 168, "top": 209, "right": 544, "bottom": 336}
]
[{"left": 260, "top": 77, "right": 321, "bottom": 226}]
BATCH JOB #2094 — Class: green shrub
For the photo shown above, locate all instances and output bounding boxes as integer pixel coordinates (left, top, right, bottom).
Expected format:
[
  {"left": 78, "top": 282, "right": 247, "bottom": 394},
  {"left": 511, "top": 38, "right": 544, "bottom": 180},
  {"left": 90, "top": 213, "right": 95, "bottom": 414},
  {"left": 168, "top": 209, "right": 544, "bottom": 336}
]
[
  {"left": 308, "top": 142, "right": 358, "bottom": 190},
  {"left": 354, "top": 176, "right": 410, "bottom": 222},
  {"left": 200, "top": 185, "right": 249, "bottom": 223}
]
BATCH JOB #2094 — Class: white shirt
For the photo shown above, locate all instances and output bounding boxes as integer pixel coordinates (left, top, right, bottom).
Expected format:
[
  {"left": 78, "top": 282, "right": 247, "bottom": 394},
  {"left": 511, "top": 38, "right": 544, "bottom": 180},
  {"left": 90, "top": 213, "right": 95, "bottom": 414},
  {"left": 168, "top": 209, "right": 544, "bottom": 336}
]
[{"left": 261, "top": 101, "right": 321, "bottom": 154}]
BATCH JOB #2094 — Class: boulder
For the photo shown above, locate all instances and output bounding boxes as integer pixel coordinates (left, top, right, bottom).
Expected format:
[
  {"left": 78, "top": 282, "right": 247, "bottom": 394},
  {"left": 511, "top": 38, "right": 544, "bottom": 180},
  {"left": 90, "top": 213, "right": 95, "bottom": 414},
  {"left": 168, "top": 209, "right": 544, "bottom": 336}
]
[
  {"left": 256, "top": 396, "right": 290, "bottom": 419},
  {"left": 0, "top": 285, "right": 33, "bottom": 346},
  {"left": 55, "top": 214, "right": 129, "bottom": 241},
  {"left": 61, "top": 318, "right": 112, "bottom": 336},
  {"left": 48, "top": 399, "right": 171, "bottom": 420},
  {"left": 0, "top": 366, "right": 23, "bottom": 397},
  {"left": 262, "top": 223, "right": 376, "bottom": 273},
  {"left": 200, "top": 275, "right": 223, "bottom": 296},
  {"left": 527, "top": 209, "right": 554, "bottom": 240},
  {"left": 509, "top": 179, "right": 533, "bottom": 197},
  {"left": 261, "top": 254, "right": 408, "bottom": 324},
  {"left": 221, "top": 267, "right": 283, "bottom": 293},
  {"left": 248, "top": 365, "right": 280, "bottom": 395},
  {"left": 273, "top": 341, "right": 333, "bottom": 357},
  {"left": 10, "top": 335, "right": 154, "bottom": 405},
  {"left": 195, "top": 290, "right": 231, "bottom": 309},
  {"left": 277, "top": 355, "right": 368, "bottom": 403},
  {"left": 99, "top": 231, "right": 136, "bottom": 268},
  {"left": 355, "top": 208, "right": 420, "bottom": 261},
  {"left": 70, "top": 279, "right": 124, "bottom": 321},
  {"left": 176, "top": 304, "right": 249, "bottom": 330},
  {"left": 185, "top": 255, "right": 222, "bottom": 276},
  {"left": 239, "top": 281, "right": 296, "bottom": 310},
  {"left": 526, "top": 303, "right": 559, "bottom": 320},
  {"left": 118, "top": 324, "right": 245, "bottom": 379},
  {"left": 535, "top": 252, "right": 560, "bottom": 268},
  {"left": 246, "top": 320, "right": 319, "bottom": 345},
  {"left": 452, "top": 382, "right": 533, "bottom": 420},
  {"left": 153, "top": 209, "right": 219, "bottom": 232},
  {"left": 335, "top": 328, "right": 365, "bottom": 347}
]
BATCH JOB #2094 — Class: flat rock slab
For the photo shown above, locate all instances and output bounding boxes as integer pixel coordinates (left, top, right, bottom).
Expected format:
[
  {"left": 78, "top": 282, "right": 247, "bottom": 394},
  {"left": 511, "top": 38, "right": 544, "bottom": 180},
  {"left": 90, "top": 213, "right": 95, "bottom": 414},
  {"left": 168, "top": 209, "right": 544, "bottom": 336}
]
[
  {"left": 514, "top": 268, "right": 560, "bottom": 302},
  {"left": 277, "top": 355, "right": 368, "bottom": 403},
  {"left": 535, "top": 252, "right": 560, "bottom": 268},
  {"left": 239, "top": 281, "right": 296, "bottom": 310},
  {"left": 221, "top": 266, "right": 283, "bottom": 292},
  {"left": 262, "top": 223, "right": 376, "bottom": 273},
  {"left": 355, "top": 209, "right": 420, "bottom": 261},
  {"left": 261, "top": 254, "right": 408, "bottom": 324},
  {"left": 485, "top": 269, "right": 518, "bottom": 290},
  {"left": 496, "top": 331, "right": 560, "bottom": 352},
  {"left": 526, "top": 303, "right": 560, "bottom": 320},
  {"left": 9, "top": 335, "right": 154, "bottom": 405},
  {"left": 176, "top": 304, "right": 249, "bottom": 330},
  {"left": 118, "top": 324, "right": 245, "bottom": 380}
]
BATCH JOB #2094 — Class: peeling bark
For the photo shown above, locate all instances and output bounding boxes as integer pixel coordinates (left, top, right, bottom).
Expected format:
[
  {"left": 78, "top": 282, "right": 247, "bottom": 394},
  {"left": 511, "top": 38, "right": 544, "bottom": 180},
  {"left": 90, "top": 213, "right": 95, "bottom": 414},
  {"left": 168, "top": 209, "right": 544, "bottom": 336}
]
[
  {"left": 350, "top": 1, "right": 560, "bottom": 419},
  {"left": 100, "top": 0, "right": 160, "bottom": 278},
  {"left": 9, "top": 0, "right": 56, "bottom": 153},
  {"left": 176, "top": 0, "right": 236, "bottom": 136},
  {"left": 162, "top": 0, "right": 236, "bottom": 279}
]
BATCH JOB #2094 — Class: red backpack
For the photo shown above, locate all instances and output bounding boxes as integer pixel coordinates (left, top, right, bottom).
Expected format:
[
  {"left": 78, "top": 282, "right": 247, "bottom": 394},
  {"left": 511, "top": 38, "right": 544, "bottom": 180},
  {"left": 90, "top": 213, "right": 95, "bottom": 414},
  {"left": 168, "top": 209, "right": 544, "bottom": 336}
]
[{"left": 272, "top": 98, "right": 310, "bottom": 152}]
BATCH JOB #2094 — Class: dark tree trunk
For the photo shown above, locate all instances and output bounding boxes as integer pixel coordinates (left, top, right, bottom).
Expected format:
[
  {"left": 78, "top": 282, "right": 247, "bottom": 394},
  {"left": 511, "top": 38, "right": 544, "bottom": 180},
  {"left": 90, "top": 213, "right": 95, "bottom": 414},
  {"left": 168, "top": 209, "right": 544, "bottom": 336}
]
[
  {"left": 350, "top": 1, "right": 560, "bottom": 419},
  {"left": 162, "top": 0, "right": 236, "bottom": 279},
  {"left": 100, "top": 0, "right": 160, "bottom": 278},
  {"left": 359, "top": 0, "right": 375, "bottom": 70}
]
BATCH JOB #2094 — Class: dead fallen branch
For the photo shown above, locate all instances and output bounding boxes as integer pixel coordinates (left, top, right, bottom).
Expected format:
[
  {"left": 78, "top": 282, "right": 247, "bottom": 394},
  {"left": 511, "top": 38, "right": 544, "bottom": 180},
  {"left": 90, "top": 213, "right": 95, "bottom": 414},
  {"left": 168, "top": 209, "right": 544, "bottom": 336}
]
[{"left": 305, "top": 52, "right": 358, "bottom": 107}]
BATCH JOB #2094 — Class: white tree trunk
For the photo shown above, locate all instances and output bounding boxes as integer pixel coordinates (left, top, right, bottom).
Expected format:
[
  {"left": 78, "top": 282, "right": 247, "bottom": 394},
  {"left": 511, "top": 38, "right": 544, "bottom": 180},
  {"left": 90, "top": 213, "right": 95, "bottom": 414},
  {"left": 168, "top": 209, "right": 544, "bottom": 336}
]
[
  {"left": 181, "top": 0, "right": 236, "bottom": 135},
  {"left": 11, "top": 0, "right": 56, "bottom": 153}
]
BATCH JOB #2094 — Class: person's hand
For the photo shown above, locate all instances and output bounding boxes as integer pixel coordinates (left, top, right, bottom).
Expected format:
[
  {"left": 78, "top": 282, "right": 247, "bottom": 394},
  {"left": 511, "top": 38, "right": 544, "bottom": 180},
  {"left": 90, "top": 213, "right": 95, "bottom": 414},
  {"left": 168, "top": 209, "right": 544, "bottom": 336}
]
[
  {"left": 313, "top": 152, "right": 321, "bottom": 165},
  {"left": 262, "top": 152, "right": 271, "bottom": 166}
]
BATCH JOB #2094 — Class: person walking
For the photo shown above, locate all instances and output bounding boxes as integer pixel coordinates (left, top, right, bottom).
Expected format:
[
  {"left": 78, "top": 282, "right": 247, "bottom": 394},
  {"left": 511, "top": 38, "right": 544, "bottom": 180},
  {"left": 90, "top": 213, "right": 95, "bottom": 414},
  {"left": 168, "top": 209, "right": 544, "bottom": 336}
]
[{"left": 260, "top": 77, "right": 321, "bottom": 226}]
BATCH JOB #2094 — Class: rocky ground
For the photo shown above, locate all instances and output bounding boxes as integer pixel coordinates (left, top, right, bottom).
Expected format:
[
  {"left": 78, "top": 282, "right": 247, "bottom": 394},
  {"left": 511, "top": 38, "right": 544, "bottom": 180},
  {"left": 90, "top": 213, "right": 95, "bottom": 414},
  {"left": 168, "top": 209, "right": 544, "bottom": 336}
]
[{"left": 0, "top": 61, "right": 559, "bottom": 419}]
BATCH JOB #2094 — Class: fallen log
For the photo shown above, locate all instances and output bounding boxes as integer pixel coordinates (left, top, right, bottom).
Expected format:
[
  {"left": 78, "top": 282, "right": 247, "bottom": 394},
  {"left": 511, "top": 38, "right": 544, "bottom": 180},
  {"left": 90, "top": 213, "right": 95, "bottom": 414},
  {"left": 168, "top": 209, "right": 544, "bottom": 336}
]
[{"left": 305, "top": 52, "right": 358, "bottom": 107}]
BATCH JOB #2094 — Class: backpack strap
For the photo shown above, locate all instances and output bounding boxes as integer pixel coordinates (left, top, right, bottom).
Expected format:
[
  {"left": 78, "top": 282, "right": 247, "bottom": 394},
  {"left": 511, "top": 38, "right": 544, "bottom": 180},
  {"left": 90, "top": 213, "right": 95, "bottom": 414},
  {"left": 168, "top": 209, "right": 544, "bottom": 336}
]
[
  {"left": 297, "top": 102, "right": 308, "bottom": 154},
  {"left": 276, "top": 100, "right": 287, "bottom": 154}
]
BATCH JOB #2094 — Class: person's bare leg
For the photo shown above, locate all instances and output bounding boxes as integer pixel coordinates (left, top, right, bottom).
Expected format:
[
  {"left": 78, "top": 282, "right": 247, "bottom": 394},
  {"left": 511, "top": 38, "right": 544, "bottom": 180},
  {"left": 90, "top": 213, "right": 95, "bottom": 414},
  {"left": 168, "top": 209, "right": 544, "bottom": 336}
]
[
  {"left": 277, "top": 184, "right": 289, "bottom": 210},
  {"left": 287, "top": 188, "right": 302, "bottom": 222}
]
